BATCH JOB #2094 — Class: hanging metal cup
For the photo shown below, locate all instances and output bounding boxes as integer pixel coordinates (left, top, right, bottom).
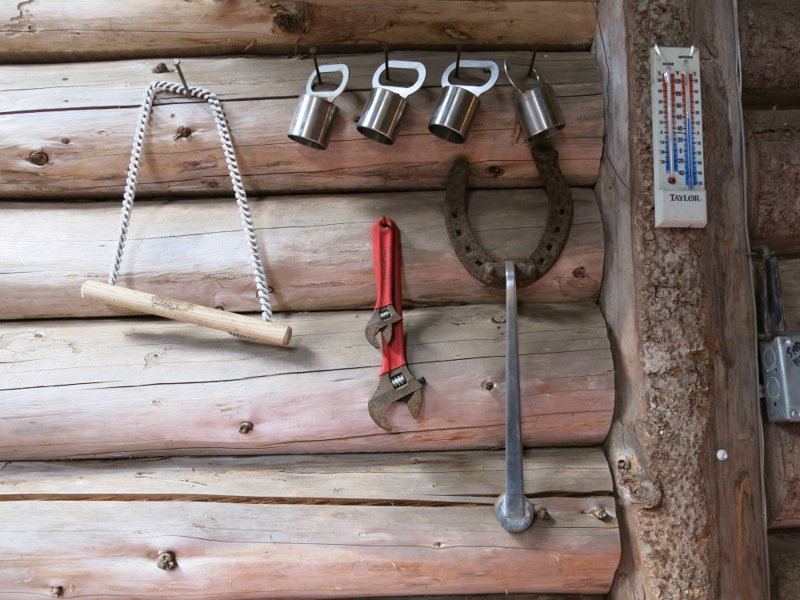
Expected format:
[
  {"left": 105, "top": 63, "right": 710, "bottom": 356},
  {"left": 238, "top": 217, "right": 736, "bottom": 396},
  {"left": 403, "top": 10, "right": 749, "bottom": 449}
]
[
  {"left": 428, "top": 59, "right": 499, "bottom": 144},
  {"left": 357, "top": 60, "right": 427, "bottom": 145},
  {"left": 287, "top": 63, "right": 350, "bottom": 150},
  {"left": 504, "top": 59, "right": 565, "bottom": 141}
]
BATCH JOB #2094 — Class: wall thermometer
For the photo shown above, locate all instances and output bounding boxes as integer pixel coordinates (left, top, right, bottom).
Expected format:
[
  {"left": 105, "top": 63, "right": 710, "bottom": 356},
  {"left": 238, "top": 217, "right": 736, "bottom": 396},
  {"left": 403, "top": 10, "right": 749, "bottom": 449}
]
[{"left": 651, "top": 45, "right": 706, "bottom": 228}]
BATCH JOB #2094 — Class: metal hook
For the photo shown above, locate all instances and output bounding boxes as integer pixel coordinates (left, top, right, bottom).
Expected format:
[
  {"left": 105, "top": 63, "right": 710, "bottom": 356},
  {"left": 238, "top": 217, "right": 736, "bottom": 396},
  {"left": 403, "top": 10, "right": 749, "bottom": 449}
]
[
  {"left": 310, "top": 47, "right": 323, "bottom": 85},
  {"left": 383, "top": 43, "right": 391, "bottom": 81},
  {"left": 527, "top": 48, "right": 537, "bottom": 77},
  {"left": 172, "top": 59, "right": 192, "bottom": 98},
  {"left": 455, "top": 44, "right": 463, "bottom": 79}
]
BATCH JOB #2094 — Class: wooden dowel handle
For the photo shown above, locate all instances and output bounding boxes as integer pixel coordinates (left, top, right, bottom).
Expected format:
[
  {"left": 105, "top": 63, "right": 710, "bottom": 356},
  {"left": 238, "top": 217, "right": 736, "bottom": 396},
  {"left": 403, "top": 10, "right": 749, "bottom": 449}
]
[{"left": 81, "top": 280, "right": 291, "bottom": 346}]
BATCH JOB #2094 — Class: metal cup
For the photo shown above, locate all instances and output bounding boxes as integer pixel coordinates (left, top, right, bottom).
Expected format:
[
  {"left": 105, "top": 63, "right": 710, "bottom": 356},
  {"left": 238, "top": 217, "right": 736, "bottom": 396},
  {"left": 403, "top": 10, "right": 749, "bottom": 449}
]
[
  {"left": 504, "top": 60, "right": 565, "bottom": 141},
  {"left": 357, "top": 60, "right": 426, "bottom": 145},
  {"left": 428, "top": 59, "right": 499, "bottom": 144},
  {"left": 288, "top": 63, "right": 349, "bottom": 150}
]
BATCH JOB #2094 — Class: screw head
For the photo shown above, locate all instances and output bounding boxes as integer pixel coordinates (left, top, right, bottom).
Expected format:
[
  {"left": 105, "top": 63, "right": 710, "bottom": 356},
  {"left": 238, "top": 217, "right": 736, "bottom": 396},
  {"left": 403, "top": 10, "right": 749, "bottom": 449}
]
[
  {"left": 792, "top": 410, "right": 799, "bottom": 419},
  {"left": 238, "top": 421, "right": 254, "bottom": 434},
  {"left": 716, "top": 449, "right": 728, "bottom": 461}
]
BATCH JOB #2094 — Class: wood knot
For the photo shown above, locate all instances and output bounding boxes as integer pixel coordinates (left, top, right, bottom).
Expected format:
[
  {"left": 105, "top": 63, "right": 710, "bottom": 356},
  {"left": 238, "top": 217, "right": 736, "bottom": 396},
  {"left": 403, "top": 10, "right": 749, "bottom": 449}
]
[
  {"left": 50, "top": 586, "right": 64, "bottom": 598},
  {"left": 238, "top": 421, "right": 254, "bottom": 434},
  {"left": 487, "top": 165, "right": 504, "bottom": 178},
  {"left": 535, "top": 506, "right": 551, "bottom": 521},
  {"left": 584, "top": 506, "right": 610, "bottom": 521},
  {"left": 270, "top": 1, "right": 313, "bottom": 34},
  {"left": 173, "top": 126, "right": 192, "bottom": 140},
  {"left": 482, "top": 380, "right": 495, "bottom": 391},
  {"left": 156, "top": 551, "right": 177, "bottom": 571},
  {"left": 152, "top": 62, "right": 169, "bottom": 74},
  {"left": 629, "top": 478, "right": 662, "bottom": 509},
  {"left": 491, "top": 313, "right": 506, "bottom": 324},
  {"left": 572, "top": 266, "right": 587, "bottom": 278},
  {"left": 28, "top": 150, "right": 49, "bottom": 166}
]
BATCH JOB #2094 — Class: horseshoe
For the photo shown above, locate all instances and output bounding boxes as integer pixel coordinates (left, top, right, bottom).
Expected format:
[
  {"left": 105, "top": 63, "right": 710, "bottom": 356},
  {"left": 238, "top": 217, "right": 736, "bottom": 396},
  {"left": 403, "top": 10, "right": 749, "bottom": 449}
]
[{"left": 443, "top": 144, "right": 574, "bottom": 289}]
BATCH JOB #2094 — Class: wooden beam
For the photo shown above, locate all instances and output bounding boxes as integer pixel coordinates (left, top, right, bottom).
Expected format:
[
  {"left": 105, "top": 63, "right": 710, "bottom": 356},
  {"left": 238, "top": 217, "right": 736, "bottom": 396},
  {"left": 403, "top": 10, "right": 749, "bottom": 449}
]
[
  {"left": 0, "top": 189, "right": 603, "bottom": 319},
  {"left": 0, "top": 303, "right": 614, "bottom": 459},
  {"left": 746, "top": 110, "right": 800, "bottom": 253},
  {"left": 764, "top": 421, "right": 800, "bottom": 529},
  {"left": 778, "top": 258, "right": 800, "bottom": 331},
  {"left": 0, "top": 53, "right": 602, "bottom": 199},
  {"left": 0, "top": 52, "right": 600, "bottom": 115},
  {"left": 0, "top": 448, "right": 609, "bottom": 503},
  {"left": 769, "top": 532, "right": 800, "bottom": 600},
  {"left": 0, "top": 1, "right": 598, "bottom": 62},
  {"left": 739, "top": 0, "right": 800, "bottom": 108},
  {"left": 596, "top": 0, "right": 768, "bottom": 598},
  {"left": 0, "top": 498, "right": 618, "bottom": 598}
]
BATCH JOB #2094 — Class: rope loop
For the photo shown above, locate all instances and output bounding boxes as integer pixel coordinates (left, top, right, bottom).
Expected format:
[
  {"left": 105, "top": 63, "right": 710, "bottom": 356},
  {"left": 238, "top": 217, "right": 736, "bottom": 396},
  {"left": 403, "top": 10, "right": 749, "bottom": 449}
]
[{"left": 108, "top": 81, "right": 272, "bottom": 321}]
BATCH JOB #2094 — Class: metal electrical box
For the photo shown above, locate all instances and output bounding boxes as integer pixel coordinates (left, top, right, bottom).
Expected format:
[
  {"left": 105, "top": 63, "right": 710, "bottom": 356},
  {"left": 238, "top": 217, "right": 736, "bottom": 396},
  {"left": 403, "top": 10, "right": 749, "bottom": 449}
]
[{"left": 760, "top": 335, "right": 800, "bottom": 422}]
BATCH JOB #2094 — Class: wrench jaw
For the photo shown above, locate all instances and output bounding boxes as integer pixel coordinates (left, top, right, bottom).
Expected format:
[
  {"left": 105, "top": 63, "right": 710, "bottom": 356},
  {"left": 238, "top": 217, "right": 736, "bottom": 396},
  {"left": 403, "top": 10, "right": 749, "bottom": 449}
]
[
  {"left": 495, "top": 494, "right": 535, "bottom": 533},
  {"left": 365, "top": 305, "right": 402, "bottom": 349},
  {"left": 368, "top": 364, "right": 425, "bottom": 431}
]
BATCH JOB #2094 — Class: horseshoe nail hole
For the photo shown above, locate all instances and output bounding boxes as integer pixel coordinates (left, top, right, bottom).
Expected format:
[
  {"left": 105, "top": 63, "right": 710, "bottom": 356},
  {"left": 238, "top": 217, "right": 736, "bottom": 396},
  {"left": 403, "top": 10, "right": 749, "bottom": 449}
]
[
  {"left": 538, "top": 257, "right": 545, "bottom": 265},
  {"left": 455, "top": 229, "right": 462, "bottom": 237},
  {"left": 554, "top": 226, "right": 560, "bottom": 233},
  {"left": 559, "top": 209, "right": 566, "bottom": 215},
  {"left": 465, "top": 245, "right": 472, "bottom": 254},
  {"left": 451, "top": 211, "right": 459, "bottom": 218},
  {"left": 546, "top": 244, "right": 553, "bottom": 251}
]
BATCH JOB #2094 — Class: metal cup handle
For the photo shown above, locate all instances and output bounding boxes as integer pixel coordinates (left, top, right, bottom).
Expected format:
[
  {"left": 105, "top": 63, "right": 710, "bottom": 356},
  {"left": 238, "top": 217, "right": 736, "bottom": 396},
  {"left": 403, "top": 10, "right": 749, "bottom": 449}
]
[
  {"left": 304, "top": 63, "right": 350, "bottom": 100},
  {"left": 371, "top": 60, "right": 427, "bottom": 99},
  {"left": 503, "top": 59, "right": 542, "bottom": 93},
  {"left": 440, "top": 59, "right": 499, "bottom": 97}
]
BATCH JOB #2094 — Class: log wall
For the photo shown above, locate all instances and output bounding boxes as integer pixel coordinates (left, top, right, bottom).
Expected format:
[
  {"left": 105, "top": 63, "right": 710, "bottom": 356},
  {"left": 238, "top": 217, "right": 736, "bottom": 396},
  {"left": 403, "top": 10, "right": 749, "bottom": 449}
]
[
  {"left": 0, "top": 3, "right": 618, "bottom": 598},
  {"left": 741, "top": 1, "right": 800, "bottom": 597}
]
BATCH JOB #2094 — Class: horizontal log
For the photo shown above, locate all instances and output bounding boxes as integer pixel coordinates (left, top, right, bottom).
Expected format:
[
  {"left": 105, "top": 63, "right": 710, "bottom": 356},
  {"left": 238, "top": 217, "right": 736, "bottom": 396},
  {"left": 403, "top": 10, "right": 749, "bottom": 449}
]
[
  {"left": 0, "top": 498, "right": 618, "bottom": 598},
  {"left": 0, "top": 448, "right": 610, "bottom": 503},
  {"left": 0, "top": 51, "right": 600, "bottom": 115},
  {"left": 0, "top": 188, "right": 603, "bottom": 319},
  {"left": 0, "top": 303, "right": 614, "bottom": 459},
  {"left": 740, "top": 0, "right": 800, "bottom": 108},
  {"left": 0, "top": 53, "right": 602, "bottom": 199},
  {"left": 764, "top": 421, "right": 800, "bottom": 529},
  {"left": 770, "top": 533, "right": 800, "bottom": 600},
  {"left": 0, "top": 1, "right": 598, "bottom": 62},
  {"left": 746, "top": 110, "right": 800, "bottom": 251}
]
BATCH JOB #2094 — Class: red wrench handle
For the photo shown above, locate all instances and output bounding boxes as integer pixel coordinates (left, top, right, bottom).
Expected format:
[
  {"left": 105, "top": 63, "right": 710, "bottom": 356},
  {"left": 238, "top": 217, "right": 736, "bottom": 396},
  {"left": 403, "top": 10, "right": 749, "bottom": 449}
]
[
  {"left": 371, "top": 216, "right": 407, "bottom": 375},
  {"left": 371, "top": 217, "right": 398, "bottom": 310}
]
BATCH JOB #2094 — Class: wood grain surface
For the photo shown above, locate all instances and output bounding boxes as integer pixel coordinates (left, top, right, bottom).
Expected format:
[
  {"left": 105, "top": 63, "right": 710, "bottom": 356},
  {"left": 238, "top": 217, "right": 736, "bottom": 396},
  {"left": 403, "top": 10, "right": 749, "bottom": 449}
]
[
  {"left": 0, "top": 1, "right": 598, "bottom": 61},
  {"left": 746, "top": 110, "right": 800, "bottom": 253},
  {"left": 0, "top": 498, "right": 619, "bottom": 598},
  {"left": 0, "top": 447, "right": 610, "bottom": 503},
  {"left": 0, "top": 188, "right": 603, "bottom": 319},
  {"left": 764, "top": 421, "right": 800, "bottom": 529},
  {"left": 0, "top": 303, "right": 614, "bottom": 459},
  {"left": 0, "top": 52, "right": 602, "bottom": 199}
]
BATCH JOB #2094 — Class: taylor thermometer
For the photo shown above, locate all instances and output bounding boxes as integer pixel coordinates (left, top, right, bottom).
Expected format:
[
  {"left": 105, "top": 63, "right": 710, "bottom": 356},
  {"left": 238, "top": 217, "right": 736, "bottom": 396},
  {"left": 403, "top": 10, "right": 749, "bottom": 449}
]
[{"left": 651, "top": 45, "right": 706, "bottom": 228}]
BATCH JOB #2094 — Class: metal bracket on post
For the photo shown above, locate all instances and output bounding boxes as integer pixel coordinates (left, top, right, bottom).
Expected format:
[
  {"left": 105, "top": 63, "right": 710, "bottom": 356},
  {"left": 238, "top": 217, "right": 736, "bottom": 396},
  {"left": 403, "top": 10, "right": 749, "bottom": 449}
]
[{"left": 755, "top": 246, "right": 800, "bottom": 422}]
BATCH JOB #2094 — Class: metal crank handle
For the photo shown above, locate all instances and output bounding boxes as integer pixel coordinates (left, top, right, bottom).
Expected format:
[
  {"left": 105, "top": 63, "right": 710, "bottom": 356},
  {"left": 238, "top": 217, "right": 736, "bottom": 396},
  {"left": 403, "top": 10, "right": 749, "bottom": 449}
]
[
  {"left": 495, "top": 261, "right": 535, "bottom": 532},
  {"left": 81, "top": 280, "right": 292, "bottom": 346}
]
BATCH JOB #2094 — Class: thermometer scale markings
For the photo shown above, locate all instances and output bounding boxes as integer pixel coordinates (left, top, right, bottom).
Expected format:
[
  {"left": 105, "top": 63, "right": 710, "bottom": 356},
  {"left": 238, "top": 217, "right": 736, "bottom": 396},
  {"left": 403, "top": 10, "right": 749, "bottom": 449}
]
[{"left": 688, "top": 71, "right": 698, "bottom": 187}]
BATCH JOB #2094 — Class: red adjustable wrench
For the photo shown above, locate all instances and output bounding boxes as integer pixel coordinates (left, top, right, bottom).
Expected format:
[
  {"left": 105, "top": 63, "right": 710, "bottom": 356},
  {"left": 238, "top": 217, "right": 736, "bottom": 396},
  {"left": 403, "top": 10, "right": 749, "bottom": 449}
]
[{"left": 366, "top": 217, "right": 425, "bottom": 431}]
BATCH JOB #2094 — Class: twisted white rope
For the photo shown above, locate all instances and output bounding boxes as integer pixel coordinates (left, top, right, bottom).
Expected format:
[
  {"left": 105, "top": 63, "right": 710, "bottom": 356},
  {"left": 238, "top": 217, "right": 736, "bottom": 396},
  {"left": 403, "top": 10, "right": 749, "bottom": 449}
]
[{"left": 108, "top": 81, "right": 272, "bottom": 321}]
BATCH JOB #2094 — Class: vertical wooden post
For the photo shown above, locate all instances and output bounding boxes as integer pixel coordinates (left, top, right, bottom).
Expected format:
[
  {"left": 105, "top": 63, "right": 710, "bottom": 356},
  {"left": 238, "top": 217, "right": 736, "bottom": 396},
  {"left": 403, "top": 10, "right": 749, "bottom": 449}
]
[{"left": 597, "top": 0, "right": 769, "bottom": 597}]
